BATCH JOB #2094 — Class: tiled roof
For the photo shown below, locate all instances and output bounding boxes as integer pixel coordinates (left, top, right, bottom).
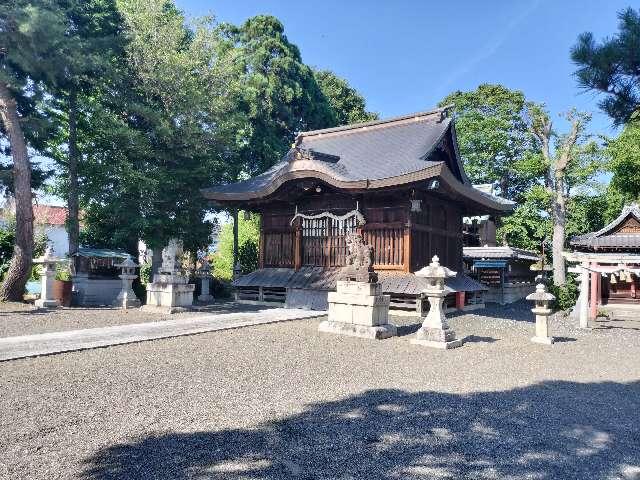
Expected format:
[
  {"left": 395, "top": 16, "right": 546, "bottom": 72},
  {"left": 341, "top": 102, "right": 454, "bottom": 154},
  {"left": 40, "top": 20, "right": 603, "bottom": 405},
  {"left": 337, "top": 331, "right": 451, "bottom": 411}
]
[
  {"left": 571, "top": 204, "right": 640, "bottom": 250},
  {"left": 33, "top": 205, "right": 67, "bottom": 226},
  {"left": 202, "top": 108, "right": 514, "bottom": 213},
  {"left": 463, "top": 246, "right": 540, "bottom": 262}
]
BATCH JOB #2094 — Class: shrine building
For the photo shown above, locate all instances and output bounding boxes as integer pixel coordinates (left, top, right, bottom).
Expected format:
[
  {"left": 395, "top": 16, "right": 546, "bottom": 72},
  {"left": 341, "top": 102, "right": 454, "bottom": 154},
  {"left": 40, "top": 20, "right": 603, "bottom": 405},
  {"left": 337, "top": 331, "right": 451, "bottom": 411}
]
[
  {"left": 565, "top": 203, "right": 640, "bottom": 324},
  {"left": 202, "top": 107, "right": 514, "bottom": 312}
]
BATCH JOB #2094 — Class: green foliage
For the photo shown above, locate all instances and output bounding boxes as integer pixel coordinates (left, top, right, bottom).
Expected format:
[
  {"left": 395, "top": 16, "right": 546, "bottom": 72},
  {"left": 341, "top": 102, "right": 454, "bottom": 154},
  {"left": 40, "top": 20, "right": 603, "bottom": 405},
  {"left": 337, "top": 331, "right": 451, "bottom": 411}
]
[
  {"left": 571, "top": 7, "right": 640, "bottom": 125},
  {"left": 55, "top": 263, "right": 71, "bottom": 281},
  {"left": 0, "top": 227, "right": 15, "bottom": 278},
  {"left": 438, "top": 84, "right": 538, "bottom": 200},
  {"left": 607, "top": 119, "right": 640, "bottom": 201},
  {"left": 139, "top": 262, "right": 152, "bottom": 285},
  {"left": 497, "top": 185, "right": 551, "bottom": 251},
  {"left": 217, "top": 15, "right": 336, "bottom": 177},
  {"left": 313, "top": 69, "right": 378, "bottom": 126},
  {"left": 549, "top": 276, "right": 579, "bottom": 312},
  {"left": 213, "top": 212, "right": 260, "bottom": 281}
]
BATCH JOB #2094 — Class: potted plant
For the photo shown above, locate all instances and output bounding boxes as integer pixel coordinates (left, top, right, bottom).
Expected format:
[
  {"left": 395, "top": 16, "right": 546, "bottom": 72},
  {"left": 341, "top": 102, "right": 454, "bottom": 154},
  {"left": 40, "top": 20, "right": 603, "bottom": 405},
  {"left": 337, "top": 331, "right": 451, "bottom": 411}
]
[{"left": 53, "top": 263, "right": 73, "bottom": 307}]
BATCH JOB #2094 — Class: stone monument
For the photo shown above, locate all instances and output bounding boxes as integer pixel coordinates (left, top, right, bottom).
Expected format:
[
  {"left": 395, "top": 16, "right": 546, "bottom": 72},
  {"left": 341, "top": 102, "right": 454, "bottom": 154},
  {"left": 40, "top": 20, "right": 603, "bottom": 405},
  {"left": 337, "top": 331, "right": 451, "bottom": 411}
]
[
  {"left": 526, "top": 283, "right": 556, "bottom": 345},
  {"left": 411, "top": 255, "right": 463, "bottom": 349},
  {"left": 34, "top": 246, "right": 61, "bottom": 308},
  {"left": 144, "top": 238, "right": 195, "bottom": 312},
  {"left": 113, "top": 257, "right": 141, "bottom": 309},
  {"left": 318, "top": 232, "right": 396, "bottom": 339}
]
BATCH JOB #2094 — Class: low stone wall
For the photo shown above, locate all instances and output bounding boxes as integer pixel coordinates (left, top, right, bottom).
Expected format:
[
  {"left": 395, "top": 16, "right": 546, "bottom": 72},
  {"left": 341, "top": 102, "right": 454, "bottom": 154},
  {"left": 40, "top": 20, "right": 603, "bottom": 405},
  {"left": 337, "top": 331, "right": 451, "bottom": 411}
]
[
  {"left": 72, "top": 276, "right": 122, "bottom": 306},
  {"left": 484, "top": 282, "right": 536, "bottom": 305}
]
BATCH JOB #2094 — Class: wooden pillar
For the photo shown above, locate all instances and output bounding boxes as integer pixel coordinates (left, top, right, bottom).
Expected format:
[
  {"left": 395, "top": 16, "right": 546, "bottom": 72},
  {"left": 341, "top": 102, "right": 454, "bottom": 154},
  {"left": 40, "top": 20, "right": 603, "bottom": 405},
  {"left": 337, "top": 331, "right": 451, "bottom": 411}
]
[
  {"left": 455, "top": 291, "right": 465, "bottom": 310},
  {"left": 590, "top": 262, "right": 599, "bottom": 320},
  {"left": 294, "top": 223, "right": 302, "bottom": 271},
  {"left": 403, "top": 226, "right": 412, "bottom": 272},
  {"left": 258, "top": 230, "right": 265, "bottom": 269}
]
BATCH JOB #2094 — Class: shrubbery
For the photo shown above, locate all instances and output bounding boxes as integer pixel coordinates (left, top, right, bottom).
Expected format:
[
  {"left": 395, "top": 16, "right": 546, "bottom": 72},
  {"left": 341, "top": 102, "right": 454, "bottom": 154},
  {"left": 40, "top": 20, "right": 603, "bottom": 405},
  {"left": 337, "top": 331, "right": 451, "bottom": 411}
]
[{"left": 549, "top": 276, "right": 579, "bottom": 312}]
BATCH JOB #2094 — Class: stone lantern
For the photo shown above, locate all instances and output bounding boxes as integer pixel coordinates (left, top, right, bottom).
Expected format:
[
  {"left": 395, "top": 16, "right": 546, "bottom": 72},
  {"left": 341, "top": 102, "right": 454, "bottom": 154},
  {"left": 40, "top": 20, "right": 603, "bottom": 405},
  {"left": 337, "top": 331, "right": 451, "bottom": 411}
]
[
  {"left": 411, "top": 255, "right": 462, "bottom": 349},
  {"left": 526, "top": 283, "right": 556, "bottom": 345},
  {"left": 197, "top": 260, "right": 214, "bottom": 303},
  {"left": 33, "top": 246, "right": 61, "bottom": 308},
  {"left": 113, "top": 257, "right": 141, "bottom": 309}
]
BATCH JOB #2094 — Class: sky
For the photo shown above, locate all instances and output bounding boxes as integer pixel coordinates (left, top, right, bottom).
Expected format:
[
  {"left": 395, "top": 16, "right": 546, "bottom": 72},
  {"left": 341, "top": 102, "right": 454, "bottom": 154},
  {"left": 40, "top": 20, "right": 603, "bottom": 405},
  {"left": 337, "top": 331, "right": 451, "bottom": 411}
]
[{"left": 176, "top": 0, "right": 629, "bottom": 137}]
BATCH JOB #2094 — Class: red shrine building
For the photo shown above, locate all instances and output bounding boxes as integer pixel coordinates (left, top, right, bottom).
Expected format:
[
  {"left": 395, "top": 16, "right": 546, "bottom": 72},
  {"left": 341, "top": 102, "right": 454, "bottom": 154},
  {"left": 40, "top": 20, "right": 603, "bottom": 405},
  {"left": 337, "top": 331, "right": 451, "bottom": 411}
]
[
  {"left": 566, "top": 203, "right": 640, "bottom": 324},
  {"left": 202, "top": 107, "right": 514, "bottom": 312}
]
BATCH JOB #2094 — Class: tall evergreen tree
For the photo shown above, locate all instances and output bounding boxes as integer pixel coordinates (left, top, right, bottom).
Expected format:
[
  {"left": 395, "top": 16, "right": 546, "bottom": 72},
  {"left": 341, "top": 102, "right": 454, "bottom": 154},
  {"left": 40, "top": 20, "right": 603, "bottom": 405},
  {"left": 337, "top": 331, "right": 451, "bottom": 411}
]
[
  {"left": 313, "top": 69, "right": 378, "bottom": 126},
  {"left": 571, "top": 7, "right": 640, "bottom": 125},
  {"left": 0, "top": 0, "right": 73, "bottom": 300}
]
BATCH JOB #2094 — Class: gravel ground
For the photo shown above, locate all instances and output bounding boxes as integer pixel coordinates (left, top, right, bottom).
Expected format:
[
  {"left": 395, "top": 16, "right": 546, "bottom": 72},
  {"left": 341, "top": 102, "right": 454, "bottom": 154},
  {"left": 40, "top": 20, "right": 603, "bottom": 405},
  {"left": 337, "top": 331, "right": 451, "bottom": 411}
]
[
  {"left": 1, "top": 301, "right": 639, "bottom": 479},
  {"left": 0, "top": 302, "right": 270, "bottom": 338}
]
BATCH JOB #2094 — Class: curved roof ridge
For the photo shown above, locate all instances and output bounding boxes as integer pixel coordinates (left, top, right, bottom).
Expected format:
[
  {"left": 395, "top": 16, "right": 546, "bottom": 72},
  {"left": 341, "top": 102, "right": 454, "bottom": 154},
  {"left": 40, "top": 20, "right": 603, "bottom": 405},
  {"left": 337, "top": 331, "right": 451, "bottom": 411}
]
[{"left": 296, "top": 106, "right": 452, "bottom": 140}]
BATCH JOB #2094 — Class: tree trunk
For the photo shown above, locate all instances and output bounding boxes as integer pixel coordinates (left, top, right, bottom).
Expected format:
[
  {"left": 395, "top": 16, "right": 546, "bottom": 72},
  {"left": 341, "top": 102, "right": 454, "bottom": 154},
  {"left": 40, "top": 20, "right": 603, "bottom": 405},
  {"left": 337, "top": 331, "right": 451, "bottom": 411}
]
[
  {"left": 552, "top": 177, "right": 567, "bottom": 286},
  {"left": 0, "top": 82, "right": 34, "bottom": 302},
  {"left": 67, "top": 89, "right": 80, "bottom": 261}
]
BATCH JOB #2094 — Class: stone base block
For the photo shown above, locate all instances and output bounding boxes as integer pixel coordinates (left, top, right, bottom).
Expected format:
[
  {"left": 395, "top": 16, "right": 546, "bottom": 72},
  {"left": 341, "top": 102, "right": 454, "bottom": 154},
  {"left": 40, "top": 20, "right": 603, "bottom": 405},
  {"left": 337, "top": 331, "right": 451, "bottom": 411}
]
[
  {"left": 531, "top": 336, "right": 555, "bottom": 345},
  {"left": 411, "top": 326, "right": 463, "bottom": 349},
  {"left": 113, "top": 296, "right": 141, "bottom": 309},
  {"left": 35, "top": 298, "right": 60, "bottom": 308},
  {"left": 318, "top": 319, "right": 397, "bottom": 340},
  {"left": 145, "top": 282, "right": 195, "bottom": 311}
]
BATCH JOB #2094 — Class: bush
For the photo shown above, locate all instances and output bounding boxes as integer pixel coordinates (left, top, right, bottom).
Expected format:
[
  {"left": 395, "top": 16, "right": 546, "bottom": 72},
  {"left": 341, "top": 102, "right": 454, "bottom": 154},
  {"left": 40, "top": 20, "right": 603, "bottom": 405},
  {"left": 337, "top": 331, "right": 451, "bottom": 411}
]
[
  {"left": 238, "top": 239, "right": 258, "bottom": 274},
  {"left": 55, "top": 263, "right": 72, "bottom": 281},
  {"left": 139, "top": 262, "right": 152, "bottom": 285},
  {"left": 549, "top": 276, "right": 579, "bottom": 312}
]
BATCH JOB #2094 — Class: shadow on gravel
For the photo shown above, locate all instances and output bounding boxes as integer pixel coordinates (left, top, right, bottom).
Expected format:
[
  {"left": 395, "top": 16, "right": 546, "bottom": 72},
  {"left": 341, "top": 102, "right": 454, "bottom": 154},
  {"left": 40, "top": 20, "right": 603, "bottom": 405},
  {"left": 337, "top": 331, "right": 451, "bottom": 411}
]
[
  {"left": 82, "top": 381, "right": 640, "bottom": 480},
  {"left": 462, "top": 334, "right": 498, "bottom": 343}
]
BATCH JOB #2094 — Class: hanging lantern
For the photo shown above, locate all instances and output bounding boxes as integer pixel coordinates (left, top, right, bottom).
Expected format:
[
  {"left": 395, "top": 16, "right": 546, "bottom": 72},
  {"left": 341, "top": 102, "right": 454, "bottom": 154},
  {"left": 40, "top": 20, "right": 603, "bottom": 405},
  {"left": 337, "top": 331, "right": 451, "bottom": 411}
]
[
  {"left": 625, "top": 271, "right": 633, "bottom": 283},
  {"left": 610, "top": 273, "right": 617, "bottom": 284}
]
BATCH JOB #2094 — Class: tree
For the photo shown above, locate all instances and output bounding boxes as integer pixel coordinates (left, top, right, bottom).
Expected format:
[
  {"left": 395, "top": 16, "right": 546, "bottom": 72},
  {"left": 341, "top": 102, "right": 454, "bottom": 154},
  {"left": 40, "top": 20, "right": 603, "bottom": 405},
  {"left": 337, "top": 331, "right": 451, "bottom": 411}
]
[
  {"left": 571, "top": 7, "right": 640, "bottom": 126},
  {"left": 213, "top": 212, "right": 260, "bottom": 281},
  {"left": 0, "top": 1, "right": 73, "bottom": 300},
  {"left": 528, "top": 107, "right": 601, "bottom": 285},
  {"left": 313, "top": 69, "right": 378, "bottom": 125},
  {"left": 72, "top": 1, "right": 241, "bottom": 258},
  {"left": 438, "top": 84, "right": 539, "bottom": 200},
  {"left": 217, "top": 15, "right": 335, "bottom": 177},
  {"left": 606, "top": 118, "right": 640, "bottom": 201}
]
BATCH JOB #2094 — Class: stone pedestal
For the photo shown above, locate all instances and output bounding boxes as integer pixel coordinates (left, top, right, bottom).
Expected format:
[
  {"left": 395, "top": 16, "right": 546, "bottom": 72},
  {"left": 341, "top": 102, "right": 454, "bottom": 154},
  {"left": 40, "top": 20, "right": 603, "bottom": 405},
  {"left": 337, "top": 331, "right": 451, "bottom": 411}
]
[
  {"left": 412, "top": 256, "right": 462, "bottom": 350},
  {"left": 34, "top": 248, "right": 61, "bottom": 308},
  {"left": 531, "top": 308, "right": 554, "bottom": 345},
  {"left": 198, "top": 277, "right": 214, "bottom": 302},
  {"left": 113, "top": 274, "right": 141, "bottom": 309},
  {"left": 142, "top": 239, "right": 195, "bottom": 313},
  {"left": 35, "top": 267, "right": 59, "bottom": 308},
  {"left": 318, "top": 280, "right": 396, "bottom": 339},
  {"left": 144, "top": 273, "right": 195, "bottom": 312}
]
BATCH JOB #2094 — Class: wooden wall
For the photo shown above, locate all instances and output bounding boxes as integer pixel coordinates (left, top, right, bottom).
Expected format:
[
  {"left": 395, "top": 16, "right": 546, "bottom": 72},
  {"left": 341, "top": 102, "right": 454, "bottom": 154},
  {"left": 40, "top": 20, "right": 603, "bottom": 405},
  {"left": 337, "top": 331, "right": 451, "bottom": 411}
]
[{"left": 257, "top": 186, "right": 464, "bottom": 273}]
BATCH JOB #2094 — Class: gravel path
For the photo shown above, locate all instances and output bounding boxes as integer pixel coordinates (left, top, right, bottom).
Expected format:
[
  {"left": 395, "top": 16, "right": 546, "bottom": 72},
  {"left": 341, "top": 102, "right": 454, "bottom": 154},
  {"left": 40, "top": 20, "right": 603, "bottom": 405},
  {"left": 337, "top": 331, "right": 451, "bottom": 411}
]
[
  {"left": 0, "top": 302, "right": 271, "bottom": 338},
  {"left": 1, "top": 301, "right": 639, "bottom": 479}
]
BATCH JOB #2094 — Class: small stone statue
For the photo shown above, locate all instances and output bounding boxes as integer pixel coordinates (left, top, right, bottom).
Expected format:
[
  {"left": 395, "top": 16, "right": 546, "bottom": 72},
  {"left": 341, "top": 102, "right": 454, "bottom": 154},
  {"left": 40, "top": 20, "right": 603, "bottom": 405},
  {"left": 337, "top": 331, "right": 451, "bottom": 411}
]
[{"left": 340, "top": 232, "right": 377, "bottom": 283}]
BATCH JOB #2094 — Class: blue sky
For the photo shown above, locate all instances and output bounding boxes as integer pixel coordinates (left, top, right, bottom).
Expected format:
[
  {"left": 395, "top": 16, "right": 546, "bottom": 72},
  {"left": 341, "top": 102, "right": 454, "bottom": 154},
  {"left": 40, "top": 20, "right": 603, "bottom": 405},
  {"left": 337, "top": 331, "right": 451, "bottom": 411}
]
[{"left": 176, "top": 0, "right": 630, "bottom": 137}]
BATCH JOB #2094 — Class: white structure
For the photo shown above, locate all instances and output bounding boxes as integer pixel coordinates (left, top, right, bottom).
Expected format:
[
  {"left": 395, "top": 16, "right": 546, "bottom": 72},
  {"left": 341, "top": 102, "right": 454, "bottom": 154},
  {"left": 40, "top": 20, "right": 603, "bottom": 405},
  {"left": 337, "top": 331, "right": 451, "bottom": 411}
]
[
  {"left": 113, "top": 257, "right": 141, "bottom": 309},
  {"left": 33, "top": 246, "right": 61, "bottom": 308},
  {"left": 411, "top": 256, "right": 463, "bottom": 349},
  {"left": 526, "top": 283, "right": 556, "bottom": 345},
  {"left": 319, "top": 281, "right": 396, "bottom": 340},
  {"left": 144, "top": 239, "right": 195, "bottom": 312}
]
